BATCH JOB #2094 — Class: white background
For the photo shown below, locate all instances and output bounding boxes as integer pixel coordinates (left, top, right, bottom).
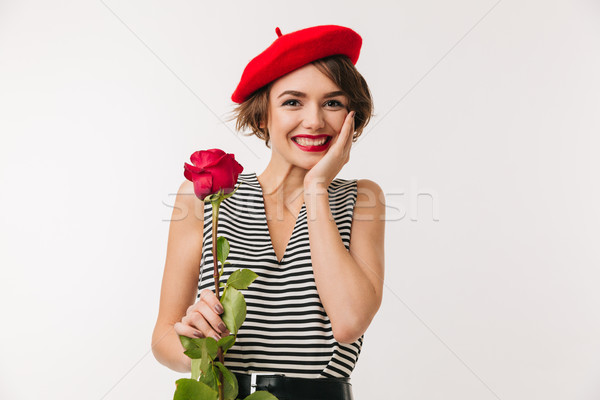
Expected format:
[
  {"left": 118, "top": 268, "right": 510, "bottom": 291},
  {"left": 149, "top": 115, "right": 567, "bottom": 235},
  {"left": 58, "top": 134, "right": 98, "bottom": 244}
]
[{"left": 1, "top": 1, "right": 600, "bottom": 399}]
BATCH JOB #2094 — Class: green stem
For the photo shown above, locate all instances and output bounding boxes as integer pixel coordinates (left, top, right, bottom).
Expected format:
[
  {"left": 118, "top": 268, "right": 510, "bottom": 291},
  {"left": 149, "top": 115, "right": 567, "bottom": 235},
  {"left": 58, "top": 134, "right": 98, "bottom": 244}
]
[
  {"left": 211, "top": 196, "right": 225, "bottom": 400},
  {"left": 211, "top": 198, "right": 223, "bottom": 298}
]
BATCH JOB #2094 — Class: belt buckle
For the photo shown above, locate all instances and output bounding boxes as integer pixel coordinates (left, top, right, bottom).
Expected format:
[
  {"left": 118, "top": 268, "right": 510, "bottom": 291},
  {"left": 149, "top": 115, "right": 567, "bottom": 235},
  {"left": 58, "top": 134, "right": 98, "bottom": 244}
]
[{"left": 249, "top": 372, "right": 274, "bottom": 394}]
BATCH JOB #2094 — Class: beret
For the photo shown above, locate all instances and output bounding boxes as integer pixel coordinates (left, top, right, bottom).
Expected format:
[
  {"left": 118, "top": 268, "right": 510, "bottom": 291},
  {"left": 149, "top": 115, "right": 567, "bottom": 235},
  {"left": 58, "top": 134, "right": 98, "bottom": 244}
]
[{"left": 231, "top": 25, "right": 362, "bottom": 104}]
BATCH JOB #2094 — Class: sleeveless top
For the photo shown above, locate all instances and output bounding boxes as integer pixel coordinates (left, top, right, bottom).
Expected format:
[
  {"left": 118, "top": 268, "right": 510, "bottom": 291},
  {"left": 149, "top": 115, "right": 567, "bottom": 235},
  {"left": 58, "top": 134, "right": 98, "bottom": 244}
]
[{"left": 198, "top": 172, "right": 362, "bottom": 378}]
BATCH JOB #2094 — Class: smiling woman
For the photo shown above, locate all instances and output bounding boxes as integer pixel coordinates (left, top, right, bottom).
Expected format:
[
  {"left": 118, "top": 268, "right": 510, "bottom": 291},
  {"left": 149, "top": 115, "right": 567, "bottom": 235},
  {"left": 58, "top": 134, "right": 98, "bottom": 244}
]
[
  {"left": 231, "top": 54, "right": 373, "bottom": 150},
  {"left": 152, "top": 25, "right": 385, "bottom": 400}
]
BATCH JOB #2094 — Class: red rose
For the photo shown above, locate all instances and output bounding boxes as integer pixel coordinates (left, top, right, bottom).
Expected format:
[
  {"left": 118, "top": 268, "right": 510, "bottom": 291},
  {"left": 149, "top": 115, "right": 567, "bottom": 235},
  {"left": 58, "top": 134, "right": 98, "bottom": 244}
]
[{"left": 183, "top": 149, "right": 244, "bottom": 200}]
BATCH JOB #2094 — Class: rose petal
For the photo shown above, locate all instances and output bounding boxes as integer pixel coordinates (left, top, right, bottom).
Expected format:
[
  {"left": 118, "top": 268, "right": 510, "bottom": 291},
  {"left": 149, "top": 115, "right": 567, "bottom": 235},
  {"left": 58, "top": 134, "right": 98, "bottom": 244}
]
[
  {"left": 183, "top": 162, "right": 205, "bottom": 175},
  {"left": 202, "top": 153, "right": 228, "bottom": 169},
  {"left": 183, "top": 167, "right": 194, "bottom": 183},
  {"left": 190, "top": 149, "right": 226, "bottom": 168},
  {"left": 191, "top": 172, "right": 213, "bottom": 200},
  {"left": 190, "top": 151, "right": 215, "bottom": 167},
  {"left": 206, "top": 149, "right": 226, "bottom": 157}
]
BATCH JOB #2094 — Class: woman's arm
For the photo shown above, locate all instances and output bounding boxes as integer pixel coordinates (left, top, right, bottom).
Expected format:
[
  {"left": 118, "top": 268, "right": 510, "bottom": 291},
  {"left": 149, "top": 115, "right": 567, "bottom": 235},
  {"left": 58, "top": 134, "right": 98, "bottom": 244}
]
[
  {"left": 304, "top": 178, "right": 386, "bottom": 344},
  {"left": 151, "top": 180, "right": 205, "bottom": 373}
]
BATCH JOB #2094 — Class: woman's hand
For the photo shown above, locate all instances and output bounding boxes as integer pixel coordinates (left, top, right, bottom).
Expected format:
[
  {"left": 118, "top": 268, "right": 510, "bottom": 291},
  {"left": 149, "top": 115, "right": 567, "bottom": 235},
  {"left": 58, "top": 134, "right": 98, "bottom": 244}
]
[
  {"left": 174, "top": 288, "right": 230, "bottom": 341},
  {"left": 304, "top": 110, "right": 355, "bottom": 190}
]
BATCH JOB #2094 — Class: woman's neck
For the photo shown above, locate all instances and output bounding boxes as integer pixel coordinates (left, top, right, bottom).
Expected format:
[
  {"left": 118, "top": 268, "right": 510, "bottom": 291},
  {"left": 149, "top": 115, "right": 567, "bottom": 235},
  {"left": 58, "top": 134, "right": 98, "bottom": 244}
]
[{"left": 257, "top": 162, "right": 307, "bottom": 204}]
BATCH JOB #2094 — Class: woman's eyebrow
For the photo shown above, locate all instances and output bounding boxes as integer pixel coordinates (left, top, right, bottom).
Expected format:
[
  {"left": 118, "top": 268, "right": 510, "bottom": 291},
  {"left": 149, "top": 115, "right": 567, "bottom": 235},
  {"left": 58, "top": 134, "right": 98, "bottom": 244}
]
[{"left": 277, "top": 90, "right": 346, "bottom": 99}]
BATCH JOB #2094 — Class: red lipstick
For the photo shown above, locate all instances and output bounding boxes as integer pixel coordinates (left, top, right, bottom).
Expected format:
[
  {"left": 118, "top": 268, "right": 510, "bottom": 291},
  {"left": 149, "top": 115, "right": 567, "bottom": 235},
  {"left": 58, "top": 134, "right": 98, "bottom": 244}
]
[{"left": 291, "top": 135, "right": 332, "bottom": 152}]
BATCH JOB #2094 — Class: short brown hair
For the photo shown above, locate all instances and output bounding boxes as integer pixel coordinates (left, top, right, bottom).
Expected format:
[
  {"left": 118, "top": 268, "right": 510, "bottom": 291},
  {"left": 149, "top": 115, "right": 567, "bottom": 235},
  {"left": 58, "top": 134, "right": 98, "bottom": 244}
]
[{"left": 227, "top": 55, "right": 374, "bottom": 149}]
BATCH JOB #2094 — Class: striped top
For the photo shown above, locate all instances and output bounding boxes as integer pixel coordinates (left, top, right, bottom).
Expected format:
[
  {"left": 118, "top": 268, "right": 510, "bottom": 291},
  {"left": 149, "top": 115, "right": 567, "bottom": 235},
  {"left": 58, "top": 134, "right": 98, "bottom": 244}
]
[{"left": 198, "top": 172, "right": 362, "bottom": 378}]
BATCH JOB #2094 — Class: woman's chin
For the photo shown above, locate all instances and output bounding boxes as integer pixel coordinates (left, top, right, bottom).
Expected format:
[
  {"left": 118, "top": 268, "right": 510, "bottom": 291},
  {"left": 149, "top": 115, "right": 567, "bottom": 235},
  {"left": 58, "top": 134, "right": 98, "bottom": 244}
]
[{"left": 294, "top": 158, "right": 321, "bottom": 171}]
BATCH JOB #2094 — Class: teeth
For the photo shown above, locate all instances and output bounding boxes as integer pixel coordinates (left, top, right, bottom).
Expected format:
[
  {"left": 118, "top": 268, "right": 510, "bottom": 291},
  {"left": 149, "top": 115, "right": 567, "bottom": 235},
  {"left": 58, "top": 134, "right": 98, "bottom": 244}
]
[{"left": 293, "top": 137, "right": 328, "bottom": 146}]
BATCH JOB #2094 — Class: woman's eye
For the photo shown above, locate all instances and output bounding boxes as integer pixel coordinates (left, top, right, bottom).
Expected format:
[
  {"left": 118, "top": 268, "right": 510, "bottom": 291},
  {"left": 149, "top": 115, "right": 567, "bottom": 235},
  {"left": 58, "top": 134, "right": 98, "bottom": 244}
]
[
  {"left": 325, "top": 100, "right": 344, "bottom": 107},
  {"left": 282, "top": 99, "right": 344, "bottom": 107}
]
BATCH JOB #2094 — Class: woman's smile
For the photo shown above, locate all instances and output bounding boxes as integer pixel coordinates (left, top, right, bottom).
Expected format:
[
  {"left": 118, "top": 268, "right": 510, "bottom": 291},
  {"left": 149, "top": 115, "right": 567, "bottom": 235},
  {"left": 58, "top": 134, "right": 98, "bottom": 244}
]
[{"left": 291, "top": 134, "right": 333, "bottom": 152}]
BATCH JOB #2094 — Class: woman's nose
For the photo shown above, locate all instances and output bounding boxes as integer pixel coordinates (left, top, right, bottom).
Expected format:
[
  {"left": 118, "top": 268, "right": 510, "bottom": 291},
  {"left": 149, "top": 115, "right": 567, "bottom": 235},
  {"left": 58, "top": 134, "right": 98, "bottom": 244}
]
[{"left": 301, "top": 104, "right": 325, "bottom": 130}]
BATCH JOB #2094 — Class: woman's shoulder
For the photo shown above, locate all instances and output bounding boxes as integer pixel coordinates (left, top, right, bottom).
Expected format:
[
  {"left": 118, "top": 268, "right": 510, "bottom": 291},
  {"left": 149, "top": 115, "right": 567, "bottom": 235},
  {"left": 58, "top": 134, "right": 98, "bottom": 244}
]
[
  {"left": 331, "top": 177, "right": 382, "bottom": 194},
  {"left": 175, "top": 179, "right": 205, "bottom": 222},
  {"left": 355, "top": 178, "right": 383, "bottom": 194},
  {"left": 354, "top": 178, "right": 385, "bottom": 218},
  {"left": 330, "top": 178, "right": 384, "bottom": 217}
]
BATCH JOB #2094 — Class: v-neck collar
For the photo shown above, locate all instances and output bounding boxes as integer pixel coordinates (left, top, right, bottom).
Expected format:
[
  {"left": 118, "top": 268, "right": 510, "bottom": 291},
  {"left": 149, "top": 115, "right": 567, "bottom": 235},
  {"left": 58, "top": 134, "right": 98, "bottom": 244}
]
[{"left": 251, "top": 172, "right": 306, "bottom": 265}]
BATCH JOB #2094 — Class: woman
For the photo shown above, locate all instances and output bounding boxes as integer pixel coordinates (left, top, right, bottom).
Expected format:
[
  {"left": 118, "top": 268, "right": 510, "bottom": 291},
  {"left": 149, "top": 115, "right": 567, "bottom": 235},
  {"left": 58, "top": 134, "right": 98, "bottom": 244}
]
[{"left": 152, "top": 25, "right": 385, "bottom": 400}]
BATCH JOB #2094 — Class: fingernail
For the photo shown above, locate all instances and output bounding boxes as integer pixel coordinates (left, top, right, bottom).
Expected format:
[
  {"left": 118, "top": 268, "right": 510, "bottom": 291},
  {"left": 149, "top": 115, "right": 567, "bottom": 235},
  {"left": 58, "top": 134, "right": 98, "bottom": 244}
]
[
  {"left": 212, "top": 333, "right": 221, "bottom": 341},
  {"left": 218, "top": 322, "right": 227, "bottom": 332},
  {"left": 214, "top": 304, "right": 224, "bottom": 314},
  {"left": 193, "top": 331, "right": 204, "bottom": 338}
]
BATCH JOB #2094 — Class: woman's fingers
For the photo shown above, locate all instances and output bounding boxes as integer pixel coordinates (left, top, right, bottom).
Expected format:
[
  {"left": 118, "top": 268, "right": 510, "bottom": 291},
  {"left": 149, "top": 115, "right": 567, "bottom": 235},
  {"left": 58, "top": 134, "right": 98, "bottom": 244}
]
[
  {"left": 335, "top": 111, "right": 354, "bottom": 148},
  {"left": 344, "top": 112, "right": 355, "bottom": 156},
  {"left": 174, "top": 289, "right": 230, "bottom": 341},
  {"left": 197, "top": 301, "right": 230, "bottom": 337},
  {"left": 199, "top": 289, "right": 229, "bottom": 334},
  {"left": 200, "top": 288, "right": 225, "bottom": 314},
  {"left": 174, "top": 320, "right": 204, "bottom": 339},
  {"left": 338, "top": 111, "right": 355, "bottom": 158},
  {"left": 173, "top": 289, "right": 232, "bottom": 341},
  {"left": 335, "top": 111, "right": 354, "bottom": 164},
  {"left": 186, "top": 310, "right": 224, "bottom": 341}
]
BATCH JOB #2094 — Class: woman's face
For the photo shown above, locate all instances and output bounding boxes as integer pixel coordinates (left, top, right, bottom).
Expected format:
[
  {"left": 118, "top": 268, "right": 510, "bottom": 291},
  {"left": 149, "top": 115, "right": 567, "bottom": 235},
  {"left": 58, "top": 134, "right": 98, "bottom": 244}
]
[{"left": 261, "top": 63, "right": 350, "bottom": 170}]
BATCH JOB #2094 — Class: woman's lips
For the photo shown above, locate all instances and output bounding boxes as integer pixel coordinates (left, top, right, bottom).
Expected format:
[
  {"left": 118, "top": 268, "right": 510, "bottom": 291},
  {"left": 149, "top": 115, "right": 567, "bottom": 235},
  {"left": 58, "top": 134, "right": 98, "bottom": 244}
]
[{"left": 291, "top": 136, "right": 332, "bottom": 152}]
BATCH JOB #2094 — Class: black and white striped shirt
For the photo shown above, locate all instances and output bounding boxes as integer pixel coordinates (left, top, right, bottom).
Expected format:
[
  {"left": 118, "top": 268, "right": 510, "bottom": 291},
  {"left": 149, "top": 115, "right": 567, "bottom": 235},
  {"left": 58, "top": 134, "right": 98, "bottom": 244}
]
[{"left": 198, "top": 172, "right": 362, "bottom": 378}]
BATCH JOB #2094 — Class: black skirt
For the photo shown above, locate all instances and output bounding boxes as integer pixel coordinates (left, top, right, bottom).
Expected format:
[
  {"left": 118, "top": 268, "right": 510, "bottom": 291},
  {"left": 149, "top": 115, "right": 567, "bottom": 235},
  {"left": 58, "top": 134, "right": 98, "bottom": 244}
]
[{"left": 234, "top": 372, "right": 354, "bottom": 400}]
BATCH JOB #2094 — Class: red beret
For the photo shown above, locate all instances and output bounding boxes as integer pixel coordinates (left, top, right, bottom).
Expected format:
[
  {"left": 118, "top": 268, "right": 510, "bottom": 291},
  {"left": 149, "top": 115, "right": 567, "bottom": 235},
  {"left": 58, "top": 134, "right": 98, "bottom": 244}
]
[{"left": 231, "top": 25, "right": 362, "bottom": 104}]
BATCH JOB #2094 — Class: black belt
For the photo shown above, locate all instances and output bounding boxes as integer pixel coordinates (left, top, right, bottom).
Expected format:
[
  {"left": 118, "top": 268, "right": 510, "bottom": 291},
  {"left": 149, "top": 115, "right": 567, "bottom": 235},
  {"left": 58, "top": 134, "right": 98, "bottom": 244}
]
[{"left": 233, "top": 372, "right": 354, "bottom": 400}]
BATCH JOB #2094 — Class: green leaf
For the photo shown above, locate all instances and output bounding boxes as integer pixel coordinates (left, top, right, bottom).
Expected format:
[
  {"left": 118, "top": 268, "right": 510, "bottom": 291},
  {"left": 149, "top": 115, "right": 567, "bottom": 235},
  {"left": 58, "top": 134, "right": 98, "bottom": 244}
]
[
  {"left": 179, "top": 335, "right": 196, "bottom": 351},
  {"left": 190, "top": 359, "right": 201, "bottom": 380},
  {"left": 181, "top": 337, "right": 218, "bottom": 361},
  {"left": 198, "top": 364, "right": 219, "bottom": 392},
  {"left": 217, "top": 335, "right": 236, "bottom": 353},
  {"left": 226, "top": 268, "right": 258, "bottom": 290},
  {"left": 243, "top": 391, "right": 278, "bottom": 400},
  {"left": 204, "top": 337, "right": 219, "bottom": 360},
  {"left": 183, "top": 348, "right": 203, "bottom": 359},
  {"left": 213, "top": 361, "right": 239, "bottom": 400},
  {"left": 199, "top": 339, "right": 209, "bottom": 374},
  {"left": 220, "top": 287, "right": 246, "bottom": 335},
  {"left": 217, "top": 236, "right": 230, "bottom": 264},
  {"left": 173, "top": 378, "right": 218, "bottom": 400}
]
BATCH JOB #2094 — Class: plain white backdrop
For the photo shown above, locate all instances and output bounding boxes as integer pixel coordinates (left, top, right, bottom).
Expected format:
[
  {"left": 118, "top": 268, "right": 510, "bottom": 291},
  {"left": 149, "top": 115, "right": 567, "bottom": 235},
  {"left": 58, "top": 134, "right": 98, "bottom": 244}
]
[{"left": 1, "top": 1, "right": 600, "bottom": 399}]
